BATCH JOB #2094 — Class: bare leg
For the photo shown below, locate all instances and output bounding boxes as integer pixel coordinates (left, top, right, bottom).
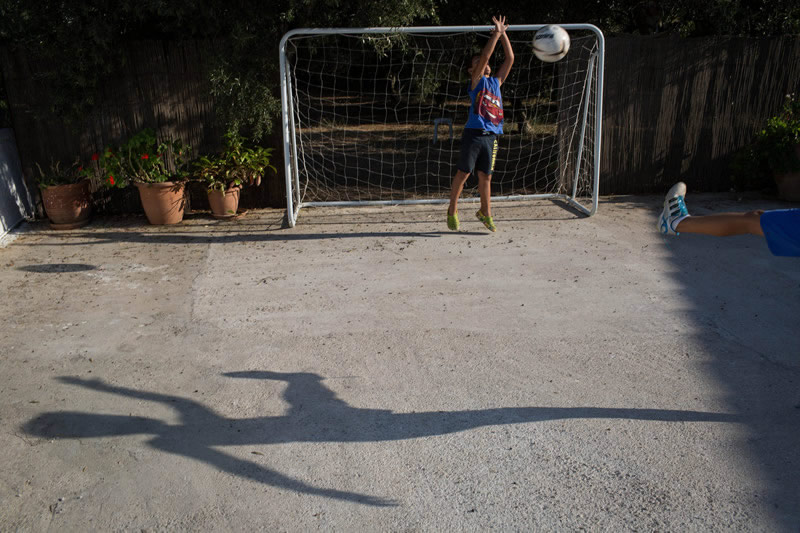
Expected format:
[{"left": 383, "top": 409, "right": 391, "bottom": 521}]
[
  {"left": 477, "top": 171, "right": 492, "bottom": 216},
  {"left": 675, "top": 210, "right": 764, "bottom": 237},
  {"left": 448, "top": 170, "right": 470, "bottom": 216}
]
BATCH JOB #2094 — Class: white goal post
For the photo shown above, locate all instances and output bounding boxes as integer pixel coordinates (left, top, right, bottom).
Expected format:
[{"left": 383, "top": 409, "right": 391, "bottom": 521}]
[{"left": 279, "top": 24, "right": 604, "bottom": 227}]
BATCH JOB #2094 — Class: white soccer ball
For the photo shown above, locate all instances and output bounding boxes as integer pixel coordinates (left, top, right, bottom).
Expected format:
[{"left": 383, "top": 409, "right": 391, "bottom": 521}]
[{"left": 533, "top": 25, "right": 570, "bottom": 63}]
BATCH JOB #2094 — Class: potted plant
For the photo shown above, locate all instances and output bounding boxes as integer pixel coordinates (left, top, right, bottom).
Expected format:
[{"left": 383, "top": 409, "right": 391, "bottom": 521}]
[
  {"left": 34, "top": 159, "right": 93, "bottom": 229},
  {"left": 194, "top": 132, "right": 276, "bottom": 219},
  {"left": 100, "top": 129, "right": 191, "bottom": 224},
  {"left": 743, "top": 93, "right": 800, "bottom": 201}
]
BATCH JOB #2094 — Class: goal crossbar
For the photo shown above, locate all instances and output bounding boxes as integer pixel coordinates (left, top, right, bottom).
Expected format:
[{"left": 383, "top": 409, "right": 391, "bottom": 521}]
[{"left": 279, "top": 24, "right": 605, "bottom": 227}]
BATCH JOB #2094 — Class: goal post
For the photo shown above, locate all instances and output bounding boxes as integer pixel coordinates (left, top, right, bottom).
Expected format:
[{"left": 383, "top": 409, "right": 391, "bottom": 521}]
[{"left": 279, "top": 24, "right": 604, "bottom": 227}]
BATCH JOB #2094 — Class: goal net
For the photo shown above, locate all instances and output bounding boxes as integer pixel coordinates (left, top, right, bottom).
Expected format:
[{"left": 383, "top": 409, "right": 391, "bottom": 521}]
[{"left": 279, "top": 25, "right": 604, "bottom": 227}]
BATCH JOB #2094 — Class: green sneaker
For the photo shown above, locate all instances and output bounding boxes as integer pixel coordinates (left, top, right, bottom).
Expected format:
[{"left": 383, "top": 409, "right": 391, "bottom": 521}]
[
  {"left": 475, "top": 209, "right": 497, "bottom": 232},
  {"left": 447, "top": 211, "right": 459, "bottom": 231}
]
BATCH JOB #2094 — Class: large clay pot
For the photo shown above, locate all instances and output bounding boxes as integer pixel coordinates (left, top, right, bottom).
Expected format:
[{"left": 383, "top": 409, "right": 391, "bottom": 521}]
[
  {"left": 774, "top": 143, "right": 800, "bottom": 202},
  {"left": 135, "top": 181, "right": 186, "bottom": 225},
  {"left": 207, "top": 185, "right": 241, "bottom": 219},
  {"left": 40, "top": 181, "right": 91, "bottom": 230}
]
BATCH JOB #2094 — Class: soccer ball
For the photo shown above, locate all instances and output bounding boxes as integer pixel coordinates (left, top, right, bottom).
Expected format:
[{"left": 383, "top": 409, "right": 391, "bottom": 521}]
[{"left": 533, "top": 25, "right": 570, "bottom": 63}]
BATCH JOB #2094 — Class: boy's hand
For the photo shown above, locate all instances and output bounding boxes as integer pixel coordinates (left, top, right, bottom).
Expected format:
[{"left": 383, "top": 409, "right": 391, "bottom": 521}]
[{"left": 492, "top": 15, "right": 508, "bottom": 35}]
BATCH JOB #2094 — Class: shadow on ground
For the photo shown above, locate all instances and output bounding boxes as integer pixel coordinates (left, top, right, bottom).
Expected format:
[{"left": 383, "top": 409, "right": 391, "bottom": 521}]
[
  {"left": 24, "top": 373, "right": 741, "bottom": 507},
  {"left": 660, "top": 213, "right": 800, "bottom": 529},
  {"left": 13, "top": 200, "right": 586, "bottom": 247}
]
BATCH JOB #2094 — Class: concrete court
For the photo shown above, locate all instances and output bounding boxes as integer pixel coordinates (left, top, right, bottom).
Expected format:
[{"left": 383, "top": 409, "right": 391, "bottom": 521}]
[{"left": 0, "top": 193, "right": 798, "bottom": 531}]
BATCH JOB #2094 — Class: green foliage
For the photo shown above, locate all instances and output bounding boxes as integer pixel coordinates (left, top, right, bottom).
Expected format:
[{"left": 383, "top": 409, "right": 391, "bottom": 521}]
[
  {"left": 756, "top": 93, "right": 800, "bottom": 174},
  {"left": 208, "top": 66, "right": 281, "bottom": 144},
  {"left": 364, "top": 33, "right": 412, "bottom": 58},
  {"left": 1, "top": 0, "right": 797, "bottom": 141},
  {"left": 660, "top": 0, "right": 800, "bottom": 37},
  {"left": 194, "top": 132, "right": 276, "bottom": 192},
  {"left": 732, "top": 93, "right": 800, "bottom": 190},
  {"left": 0, "top": 1, "right": 124, "bottom": 122},
  {"left": 99, "top": 129, "right": 191, "bottom": 188},
  {"left": 0, "top": 83, "right": 11, "bottom": 129},
  {"left": 436, "top": 0, "right": 800, "bottom": 36},
  {"left": 33, "top": 159, "right": 85, "bottom": 188},
  {"left": 730, "top": 144, "right": 773, "bottom": 192},
  {"left": 0, "top": 1, "right": 439, "bottom": 137}
]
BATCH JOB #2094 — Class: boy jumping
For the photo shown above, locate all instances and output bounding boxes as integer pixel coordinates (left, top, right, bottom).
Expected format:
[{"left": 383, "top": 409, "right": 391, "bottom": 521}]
[
  {"left": 447, "top": 15, "right": 514, "bottom": 232},
  {"left": 658, "top": 182, "right": 800, "bottom": 257}
]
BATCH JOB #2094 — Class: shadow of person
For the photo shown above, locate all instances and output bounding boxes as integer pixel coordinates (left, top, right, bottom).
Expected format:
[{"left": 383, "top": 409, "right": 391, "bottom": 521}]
[{"left": 24, "top": 372, "right": 742, "bottom": 507}]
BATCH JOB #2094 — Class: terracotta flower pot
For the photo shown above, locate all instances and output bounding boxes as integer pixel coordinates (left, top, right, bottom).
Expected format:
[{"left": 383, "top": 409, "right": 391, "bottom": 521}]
[
  {"left": 207, "top": 185, "right": 241, "bottom": 219},
  {"left": 40, "top": 181, "right": 91, "bottom": 230},
  {"left": 135, "top": 181, "right": 186, "bottom": 225},
  {"left": 774, "top": 143, "right": 800, "bottom": 202}
]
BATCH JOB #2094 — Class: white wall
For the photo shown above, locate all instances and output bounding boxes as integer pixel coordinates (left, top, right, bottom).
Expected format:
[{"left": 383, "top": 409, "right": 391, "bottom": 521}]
[{"left": 0, "top": 129, "right": 33, "bottom": 237}]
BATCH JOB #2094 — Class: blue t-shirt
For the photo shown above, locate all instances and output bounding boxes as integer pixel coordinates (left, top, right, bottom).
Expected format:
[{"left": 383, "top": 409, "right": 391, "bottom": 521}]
[{"left": 464, "top": 76, "right": 504, "bottom": 134}]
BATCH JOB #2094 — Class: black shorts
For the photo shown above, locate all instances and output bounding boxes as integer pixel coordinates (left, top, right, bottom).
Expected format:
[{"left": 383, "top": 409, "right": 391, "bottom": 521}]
[{"left": 457, "top": 128, "right": 498, "bottom": 175}]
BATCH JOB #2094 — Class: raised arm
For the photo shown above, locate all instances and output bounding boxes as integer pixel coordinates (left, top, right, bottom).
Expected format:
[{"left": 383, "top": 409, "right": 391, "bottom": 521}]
[
  {"left": 471, "top": 16, "right": 507, "bottom": 90},
  {"left": 494, "top": 26, "right": 514, "bottom": 86}
]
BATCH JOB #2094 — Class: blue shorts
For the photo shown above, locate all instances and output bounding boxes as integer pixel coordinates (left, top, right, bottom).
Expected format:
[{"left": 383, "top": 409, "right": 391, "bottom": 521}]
[
  {"left": 457, "top": 129, "right": 498, "bottom": 175},
  {"left": 760, "top": 208, "right": 800, "bottom": 257}
]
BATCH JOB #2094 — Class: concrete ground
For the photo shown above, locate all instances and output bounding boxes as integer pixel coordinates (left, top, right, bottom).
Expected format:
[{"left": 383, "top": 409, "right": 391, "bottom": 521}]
[{"left": 1, "top": 194, "right": 798, "bottom": 531}]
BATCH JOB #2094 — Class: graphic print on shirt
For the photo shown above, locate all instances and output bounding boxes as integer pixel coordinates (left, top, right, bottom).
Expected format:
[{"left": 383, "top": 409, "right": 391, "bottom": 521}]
[{"left": 475, "top": 89, "right": 504, "bottom": 126}]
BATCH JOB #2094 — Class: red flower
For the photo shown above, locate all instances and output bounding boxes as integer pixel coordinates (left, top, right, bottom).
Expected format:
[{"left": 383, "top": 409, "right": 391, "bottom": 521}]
[
  {"left": 108, "top": 175, "right": 115, "bottom": 185},
  {"left": 78, "top": 166, "right": 83, "bottom": 172},
  {"left": 141, "top": 154, "right": 149, "bottom": 160},
  {"left": 91, "top": 153, "right": 99, "bottom": 161}
]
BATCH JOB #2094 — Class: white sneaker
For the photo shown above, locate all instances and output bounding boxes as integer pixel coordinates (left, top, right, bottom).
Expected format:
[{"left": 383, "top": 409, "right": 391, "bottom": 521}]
[{"left": 658, "top": 182, "right": 690, "bottom": 235}]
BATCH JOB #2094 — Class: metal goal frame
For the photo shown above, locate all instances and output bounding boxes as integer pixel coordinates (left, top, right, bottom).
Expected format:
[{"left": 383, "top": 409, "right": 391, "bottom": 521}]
[{"left": 279, "top": 24, "right": 604, "bottom": 227}]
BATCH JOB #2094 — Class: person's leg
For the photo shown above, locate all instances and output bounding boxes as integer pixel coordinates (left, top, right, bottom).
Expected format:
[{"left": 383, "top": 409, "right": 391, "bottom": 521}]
[
  {"left": 475, "top": 171, "right": 496, "bottom": 232},
  {"left": 676, "top": 211, "right": 764, "bottom": 237},
  {"left": 659, "top": 182, "right": 764, "bottom": 238},
  {"left": 448, "top": 170, "right": 470, "bottom": 216},
  {"left": 450, "top": 131, "right": 480, "bottom": 226},
  {"left": 477, "top": 170, "right": 491, "bottom": 217},
  {"left": 473, "top": 135, "right": 497, "bottom": 232},
  {"left": 447, "top": 169, "right": 470, "bottom": 230}
]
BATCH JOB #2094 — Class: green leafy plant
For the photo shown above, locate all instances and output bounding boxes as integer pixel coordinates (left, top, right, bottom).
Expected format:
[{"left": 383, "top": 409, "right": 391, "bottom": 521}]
[
  {"left": 756, "top": 93, "right": 800, "bottom": 174},
  {"left": 34, "top": 159, "right": 86, "bottom": 188},
  {"left": 99, "top": 129, "right": 191, "bottom": 188},
  {"left": 732, "top": 93, "right": 800, "bottom": 190},
  {"left": 194, "top": 132, "right": 276, "bottom": 192},
  {"left": 730, "top": 144, "right": 773, "bottom": 192}
]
